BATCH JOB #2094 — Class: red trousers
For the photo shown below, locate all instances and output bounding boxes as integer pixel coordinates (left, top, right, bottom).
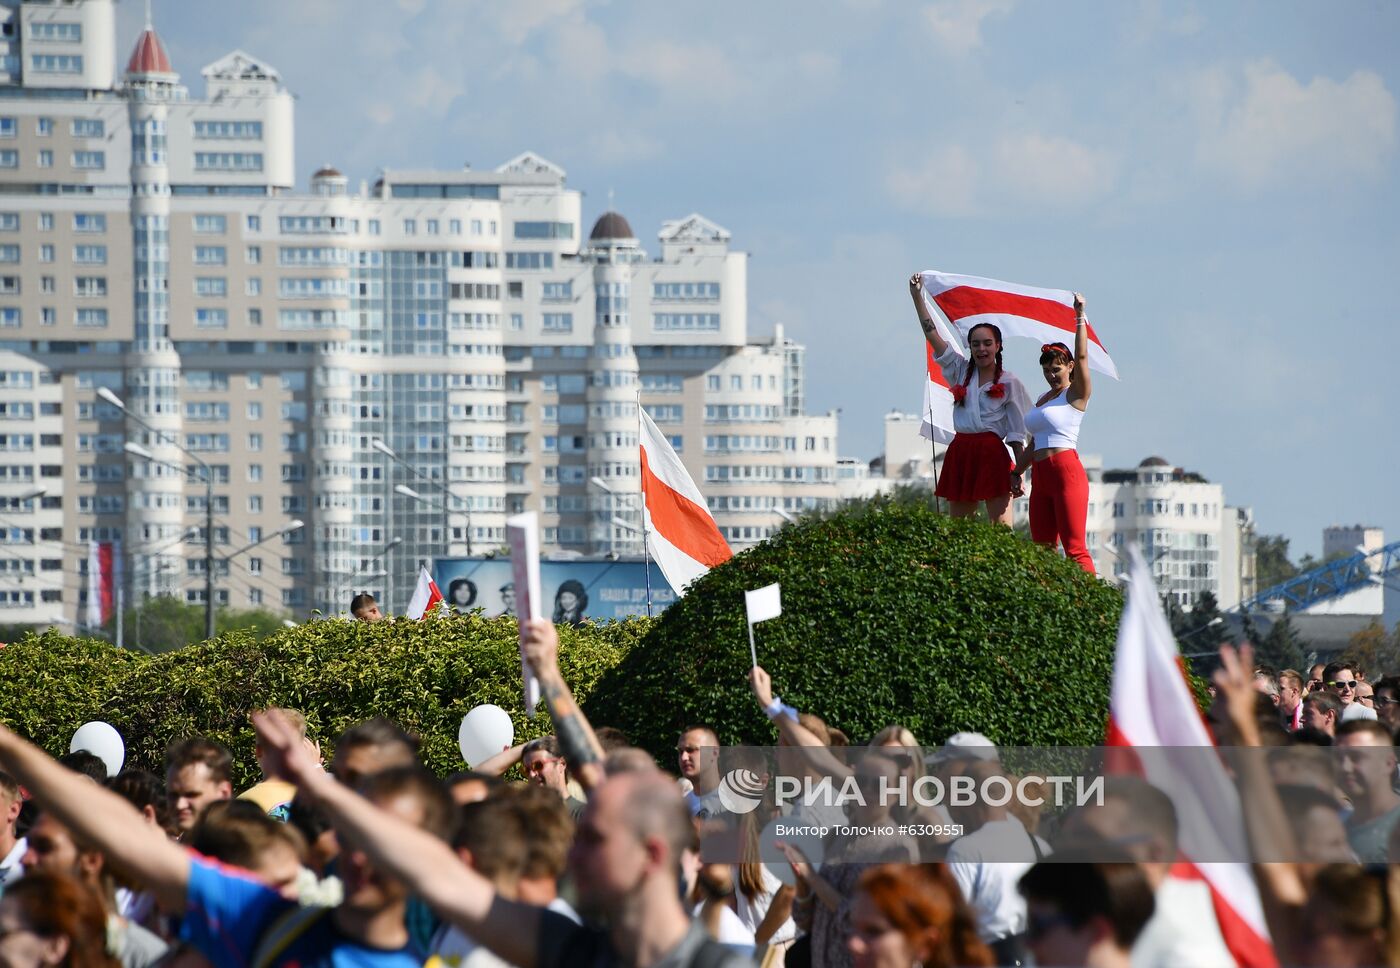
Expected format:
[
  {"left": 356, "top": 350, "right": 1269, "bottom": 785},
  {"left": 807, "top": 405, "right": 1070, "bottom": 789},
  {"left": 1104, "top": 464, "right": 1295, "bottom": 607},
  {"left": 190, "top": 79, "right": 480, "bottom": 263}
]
[{"left": 1030, "top": 450, "right": 1095, "bottom": 574}]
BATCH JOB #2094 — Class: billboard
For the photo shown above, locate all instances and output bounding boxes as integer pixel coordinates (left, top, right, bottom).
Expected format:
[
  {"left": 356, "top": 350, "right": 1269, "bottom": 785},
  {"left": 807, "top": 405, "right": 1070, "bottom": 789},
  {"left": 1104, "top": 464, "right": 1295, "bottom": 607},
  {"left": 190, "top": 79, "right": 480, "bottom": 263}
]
[{"left": 432, "top": 557, "right": 676, "bottom": 623}]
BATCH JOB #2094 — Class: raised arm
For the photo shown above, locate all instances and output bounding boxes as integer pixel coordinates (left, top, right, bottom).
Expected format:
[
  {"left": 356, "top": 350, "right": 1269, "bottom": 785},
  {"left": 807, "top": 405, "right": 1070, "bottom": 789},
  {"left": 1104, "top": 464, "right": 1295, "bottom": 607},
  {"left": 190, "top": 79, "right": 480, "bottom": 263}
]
[
  {"left": 748, "top": 666, "right": 850, "bottom": 778},
  {"left": 474, "top": 743, "right": 526, "bottom": 778},
  {"left": 253, "top": 711, "right": 545, "bottom": 968},
  {"left": 1212, "top": 644, "right": 1307, "bottom": 953},
  {"left": 523, "top": 618, "right": 605, "bottom": 791},
  {"left": 0, "top": 724, "right": 189, "bottom": 911},
  {"left": 910, "top": 274, "right": 955, "bottom": 358},
  {"left": 1069, "top": 292, "right": 1093, "bottom": 406}
]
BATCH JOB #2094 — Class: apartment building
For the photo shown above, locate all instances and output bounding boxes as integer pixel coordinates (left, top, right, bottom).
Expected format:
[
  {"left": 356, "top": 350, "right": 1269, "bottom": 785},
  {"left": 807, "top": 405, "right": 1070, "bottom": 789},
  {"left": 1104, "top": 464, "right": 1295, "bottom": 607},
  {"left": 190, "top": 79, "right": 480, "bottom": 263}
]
[{"left": 0, "top": 1, "right": 839, "bottom": 627}]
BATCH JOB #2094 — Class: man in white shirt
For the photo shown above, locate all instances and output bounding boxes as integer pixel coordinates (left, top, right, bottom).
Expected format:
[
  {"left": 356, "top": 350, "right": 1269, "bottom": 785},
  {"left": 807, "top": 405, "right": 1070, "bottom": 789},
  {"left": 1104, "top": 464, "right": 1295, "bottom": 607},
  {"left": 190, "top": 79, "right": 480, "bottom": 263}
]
[
  {"left": 1058, "top": 776, "right": 1233, "bottom": 968},
  {"left": 676, "top": 726, "right": 722, "bottom": 818},
  {"left": 945, "top": 760, "right": 1050, "bottom": 966},
  {"left": 0, "top": 770, "right": 25, "bottom": 889}
]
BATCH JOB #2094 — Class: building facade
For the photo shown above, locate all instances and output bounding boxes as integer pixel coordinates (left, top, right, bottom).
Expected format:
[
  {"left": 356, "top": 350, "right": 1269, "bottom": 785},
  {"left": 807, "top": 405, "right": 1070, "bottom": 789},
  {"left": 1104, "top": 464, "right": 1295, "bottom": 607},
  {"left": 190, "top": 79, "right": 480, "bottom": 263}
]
[
  {"left": 0, "top": 3, "right": 839, "bottom": 629},
  {"left": 840, "top": 415, "right": 1256, "bottom": 609}
]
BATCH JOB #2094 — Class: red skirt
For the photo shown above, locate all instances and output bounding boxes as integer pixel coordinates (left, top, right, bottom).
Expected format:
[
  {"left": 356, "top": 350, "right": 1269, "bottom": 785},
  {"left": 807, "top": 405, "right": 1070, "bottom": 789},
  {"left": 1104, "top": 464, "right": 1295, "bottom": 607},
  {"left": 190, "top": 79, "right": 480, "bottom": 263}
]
[{"left": 936, "top": 431, "right": 1013, "bottom": 502}]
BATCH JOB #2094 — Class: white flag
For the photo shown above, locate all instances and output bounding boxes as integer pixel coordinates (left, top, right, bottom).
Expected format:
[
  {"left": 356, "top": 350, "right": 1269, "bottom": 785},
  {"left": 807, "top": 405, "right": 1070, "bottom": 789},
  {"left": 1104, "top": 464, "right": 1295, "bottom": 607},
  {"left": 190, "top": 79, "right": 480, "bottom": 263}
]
[
  {"left": 506, "top": 511, "right": 543, "bottom": 717},
  {"left": 745, "top": 584, "right": 782, "bottom": 624}
]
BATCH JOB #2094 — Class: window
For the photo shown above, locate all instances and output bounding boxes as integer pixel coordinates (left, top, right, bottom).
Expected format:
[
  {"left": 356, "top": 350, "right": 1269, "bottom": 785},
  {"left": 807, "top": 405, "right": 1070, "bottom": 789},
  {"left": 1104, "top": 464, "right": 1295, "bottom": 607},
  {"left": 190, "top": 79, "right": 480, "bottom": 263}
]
[
  {"left": 655, "top": 312, "right": 721, "bottom": 332},
  {"left": 509, "top": 313, "right": 523, "bottom": 331},
  {"left": 247, "top": 495, "right": 262, "bottom": 513},
  {"left": 731, "top": 375, "right": 743, "bottom": 390},
  {"left": 73, "top": 245, "right": 106, "bottom": 264},
  {"left": 194, "top": 277, "right": 227, "bottom": 296},
  {"left": 403, "top": 219, "right": 416, "bottom": 235},
  {"left": 426, "top": 219, "right": 439, "bottom": 235},
  {"left": 542, "top": 313, "right": 572, "bottom": 333},
  {"left": 247, "top": 402, "right": 262, "bottom": 420},
  {"left": 0, "top": 119, "right": 12, "bottom": 139},
  {"left": 193, "top": 120, "right": 263, "bottom": 140},
  {"left": 246, "top": 278, "right": 261, "bottom": 296},
  {"left": 71, "top": 151, "right": 105, "bottom": 170},
  {"left": 31, "top": 54, "right": 83, "bottom": 74},
  {"left": 70, "top": 118, "right": 103, "bottom": 138},
  {"left": 0, "top": 308, "right": 19, "bottom": 327},
  {"left": 0, "top": 151, "right": 16, "bottom": 169},
  {"left": 74, "top": 308, "right": 107, "bottom": 327},
  {"left": 0, "top": 213, "right": 17, "bottom": 232},
  {"left": 245, "top": 245, "right": 261, "bottom": 264},
  {"left": 247, "top": 432, "right": 262, "bottom": 451},
  {"left": 72, "top": 213, "right": 105, "bottom": 233},
  {"left": 368, "top": 219, "right": 381, "bottom": 235},
  {"left": 246, "top": 214, "right": 261, "bottom": 232},
  {"left": 504, "top": 251, "right": 554, "bottom": 270},
  {"left": 194, "top": 246, "right": 227, "bottom": 266},
  {"left": 194, "top": 152, "right": 263, "bottom": 171},
  {"left": 194, "top": 308, "right": 228, "bottom": 328},
  {"left": 513, "top": 221, "right": 574, "bottom": 240},
  {"left": 706, "top": 375, "right": 721, "bottom": 391},
  {"left": 29, "top": 22, "right": 82, "bottom": 42},
  {"left": 653, "top": 281, "right": 721, "bottom": 300},
  {"left": 541, "top": 281, "right": 572, "bottom": 300},
  {"left": 449, "top": 219, "right": 461, "bottom": 234},
  {"left": 247, "top": 463, "right": 262, "bottom": 482},
  {"left": 37, "top": 149, "right": 52, "bottom": 168},
  {"left": 73, "top": 276, "right": 106, "bottom": 297},
  {"left": 507, "top": 281, "right": 523, "bottom": 299},
  {"left": 193, "top": 214, "right": 227, "bottom": 234}
]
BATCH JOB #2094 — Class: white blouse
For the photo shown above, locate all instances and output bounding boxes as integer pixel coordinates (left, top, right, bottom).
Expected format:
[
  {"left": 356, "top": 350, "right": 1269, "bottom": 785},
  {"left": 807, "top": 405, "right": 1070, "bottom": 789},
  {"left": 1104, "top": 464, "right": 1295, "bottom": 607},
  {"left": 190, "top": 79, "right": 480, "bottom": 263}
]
[{"left": 934, "top": 342, "right": 1032, "bottom": 442}]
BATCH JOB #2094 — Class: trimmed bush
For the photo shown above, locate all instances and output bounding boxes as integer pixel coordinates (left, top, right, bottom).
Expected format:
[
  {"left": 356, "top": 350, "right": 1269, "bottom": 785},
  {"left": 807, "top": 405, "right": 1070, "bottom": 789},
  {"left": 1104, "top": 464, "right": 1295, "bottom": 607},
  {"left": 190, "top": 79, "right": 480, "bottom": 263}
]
[
  {"left": 0, "top": 614, "right": 646, "bottom": 788},
  {"left": 583, "top": 499, "right": 1123, "bottom": 756}
]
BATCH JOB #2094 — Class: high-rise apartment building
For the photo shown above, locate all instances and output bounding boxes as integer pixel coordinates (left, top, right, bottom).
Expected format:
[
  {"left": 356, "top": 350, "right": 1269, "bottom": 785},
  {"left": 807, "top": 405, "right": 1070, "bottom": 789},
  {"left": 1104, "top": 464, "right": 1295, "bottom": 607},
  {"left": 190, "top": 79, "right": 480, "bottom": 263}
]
[{"left": 0, "top": 3, "right": 839, "bottom": 628}]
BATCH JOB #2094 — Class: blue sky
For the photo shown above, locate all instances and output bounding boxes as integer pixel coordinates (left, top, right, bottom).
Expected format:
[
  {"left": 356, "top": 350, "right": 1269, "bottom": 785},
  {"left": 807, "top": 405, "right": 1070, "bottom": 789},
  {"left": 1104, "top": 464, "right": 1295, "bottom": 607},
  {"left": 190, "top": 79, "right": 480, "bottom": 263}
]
[{"left": 127, "top": 1, "right": 1399, "bottom": 558}]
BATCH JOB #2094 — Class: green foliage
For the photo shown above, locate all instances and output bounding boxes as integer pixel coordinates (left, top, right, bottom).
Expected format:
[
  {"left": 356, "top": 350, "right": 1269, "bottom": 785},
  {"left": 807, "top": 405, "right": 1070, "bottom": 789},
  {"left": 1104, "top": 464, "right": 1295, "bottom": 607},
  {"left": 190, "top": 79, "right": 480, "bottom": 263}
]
[
  {"left": 1247, "top": 609, "right": 1308, "bottom": 673},
  {"left": 106, "top": 596, "right": 290, "bottom": 654},
  {"left": 0, "top": 614, "right": 647, "bottom": 788},
  {"left": 1254, "top": 534, "right": 1298, "bottom": 591},
  {"left": 584, "top": 498, "right": 1123, "bottom": 755}
]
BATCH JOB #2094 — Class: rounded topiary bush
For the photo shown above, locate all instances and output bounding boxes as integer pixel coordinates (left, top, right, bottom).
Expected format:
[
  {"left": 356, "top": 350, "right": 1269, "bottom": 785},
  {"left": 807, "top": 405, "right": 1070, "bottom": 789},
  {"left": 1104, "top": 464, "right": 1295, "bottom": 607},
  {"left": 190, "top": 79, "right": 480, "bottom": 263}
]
[
  {"left": 584, "top": 499, "right": 1123, "bottom": 756},
  {"left": 0, "top": 614, "right": 644, "bottom": 787}
]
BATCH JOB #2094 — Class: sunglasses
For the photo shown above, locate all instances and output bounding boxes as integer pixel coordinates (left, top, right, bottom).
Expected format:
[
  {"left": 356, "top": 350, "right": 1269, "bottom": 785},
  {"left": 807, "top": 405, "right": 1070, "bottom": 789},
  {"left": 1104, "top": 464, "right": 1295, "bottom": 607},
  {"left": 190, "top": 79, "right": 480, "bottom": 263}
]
[
  {"left": 1329, "top": 681, "right": 1357, "bottom": 691},
  {"left": 1376, "top": 697, "right": 1400, "bottom": 707},
  {"left": 1308, "top": 680, "right": 1325, "bottom": 689}
]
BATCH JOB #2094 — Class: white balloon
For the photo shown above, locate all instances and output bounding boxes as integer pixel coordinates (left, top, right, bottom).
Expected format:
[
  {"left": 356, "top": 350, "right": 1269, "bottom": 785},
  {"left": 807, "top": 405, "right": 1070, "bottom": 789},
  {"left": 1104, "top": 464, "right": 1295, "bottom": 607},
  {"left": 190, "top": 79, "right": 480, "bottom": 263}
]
[
  {"left": 70, "top": 721, "right": 125, "bottom": 778},
  {"left": 457, "top": 704, "right": 514, "bottom": 767}
]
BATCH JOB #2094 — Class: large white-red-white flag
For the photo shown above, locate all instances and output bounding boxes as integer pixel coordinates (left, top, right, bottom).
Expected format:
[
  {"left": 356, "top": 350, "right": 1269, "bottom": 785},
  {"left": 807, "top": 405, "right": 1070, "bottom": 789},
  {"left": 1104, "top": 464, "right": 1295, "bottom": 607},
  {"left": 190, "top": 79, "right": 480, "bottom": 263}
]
[
  {"left": 919, "top": 270, "right": 1119, "bottom": 380},
  {"left": 1107, "top": 546, "right": 1276, "bottom": 968},
  {"left": 406, "top": 565, "right": 444, "bottom": 619},
  {"left": 640, "top": 409, "right": 732, "bottom": 593},
  {"left": 86, "top": 540, "right": 120, "bottom": 628}
]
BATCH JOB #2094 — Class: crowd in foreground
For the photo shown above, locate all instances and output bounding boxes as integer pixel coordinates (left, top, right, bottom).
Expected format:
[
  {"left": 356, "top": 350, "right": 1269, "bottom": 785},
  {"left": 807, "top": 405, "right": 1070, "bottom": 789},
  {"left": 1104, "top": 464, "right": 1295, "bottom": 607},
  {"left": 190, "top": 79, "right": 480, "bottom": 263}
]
[{"left": 0, "top": 623, "right": 1397, "bottom": 968}]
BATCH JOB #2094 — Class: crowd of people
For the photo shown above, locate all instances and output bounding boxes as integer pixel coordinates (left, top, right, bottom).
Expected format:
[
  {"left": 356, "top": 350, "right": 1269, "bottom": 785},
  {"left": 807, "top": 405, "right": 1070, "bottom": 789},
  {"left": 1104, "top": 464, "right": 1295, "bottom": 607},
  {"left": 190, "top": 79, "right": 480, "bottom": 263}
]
[{"left": 1, "top": 621, "right": 1399, "bottom": 968}]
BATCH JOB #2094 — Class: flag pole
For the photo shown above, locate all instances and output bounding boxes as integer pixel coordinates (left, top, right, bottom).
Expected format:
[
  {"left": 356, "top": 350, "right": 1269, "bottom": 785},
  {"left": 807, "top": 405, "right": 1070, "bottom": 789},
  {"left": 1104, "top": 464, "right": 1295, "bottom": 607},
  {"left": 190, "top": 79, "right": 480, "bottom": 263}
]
[
  {"left": 747, "top": 621, "right": 758, "bottom": 669},
  {"left": 638, "top": 389, "right": 653, "bottom": 618}
]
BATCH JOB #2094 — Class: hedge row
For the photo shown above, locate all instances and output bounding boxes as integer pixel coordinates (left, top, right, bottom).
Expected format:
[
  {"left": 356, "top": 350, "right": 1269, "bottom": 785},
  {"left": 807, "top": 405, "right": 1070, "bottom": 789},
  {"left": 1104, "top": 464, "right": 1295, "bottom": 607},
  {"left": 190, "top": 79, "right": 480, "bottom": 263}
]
[{"left": 0, "top": 614, "right": 646, "bottom": 788}]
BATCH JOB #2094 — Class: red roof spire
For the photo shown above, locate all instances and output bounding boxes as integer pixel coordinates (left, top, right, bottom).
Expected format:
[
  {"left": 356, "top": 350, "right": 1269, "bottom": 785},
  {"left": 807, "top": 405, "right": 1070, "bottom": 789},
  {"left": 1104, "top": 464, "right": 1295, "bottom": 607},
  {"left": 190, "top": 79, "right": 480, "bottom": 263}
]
[{"left": 126, "top": 28, "right": 173, "bottom": 76}]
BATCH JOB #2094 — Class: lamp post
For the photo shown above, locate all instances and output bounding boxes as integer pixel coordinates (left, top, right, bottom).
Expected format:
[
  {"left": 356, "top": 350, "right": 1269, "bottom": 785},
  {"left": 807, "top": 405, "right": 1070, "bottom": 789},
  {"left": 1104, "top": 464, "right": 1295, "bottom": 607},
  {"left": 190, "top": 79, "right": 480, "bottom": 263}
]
[
  {"left": 115, "top": 410, "right": 217, "bottom": 641},
  {"left": 337, "top": 536, "right": 401, "bottom": 607},
  {"left": 374, "top": 438, "right": 472, "bottom": 555}
]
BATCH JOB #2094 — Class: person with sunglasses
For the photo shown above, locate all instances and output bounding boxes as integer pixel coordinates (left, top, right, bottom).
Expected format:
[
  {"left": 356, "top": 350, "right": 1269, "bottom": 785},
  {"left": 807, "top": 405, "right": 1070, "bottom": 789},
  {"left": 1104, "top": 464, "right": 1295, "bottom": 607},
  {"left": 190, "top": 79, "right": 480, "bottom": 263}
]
[
  {"left": 1373, "top": 677, "right": 1400, "bottom": 735},
  {"left": 1323, "top": 662, "right": 1360, "bottom": 706},
  {"left": 1016, "top": 293, "right": 1095, "bottom": 573}
]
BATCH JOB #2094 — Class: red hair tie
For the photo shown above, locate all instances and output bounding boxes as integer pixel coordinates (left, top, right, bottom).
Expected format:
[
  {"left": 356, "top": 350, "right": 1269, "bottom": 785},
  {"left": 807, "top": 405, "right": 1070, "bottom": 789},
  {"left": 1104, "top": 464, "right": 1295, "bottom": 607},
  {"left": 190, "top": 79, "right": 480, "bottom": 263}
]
[
  {"left": 951, "top": 385, "right": 967, "bottom": 406},
  {"left": 987, "top": 383, "right": 1006, "bottom": 399}
]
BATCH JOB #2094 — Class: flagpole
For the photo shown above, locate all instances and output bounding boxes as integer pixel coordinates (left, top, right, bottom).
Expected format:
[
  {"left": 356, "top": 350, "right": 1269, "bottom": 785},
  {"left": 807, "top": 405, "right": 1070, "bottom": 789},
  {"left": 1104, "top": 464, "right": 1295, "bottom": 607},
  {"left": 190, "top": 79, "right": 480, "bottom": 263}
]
[
  {"left": 747, "top": 621, "right": 758, "bottom": 668},
  {"left": 637, "top": 389, "right": 652, "bottom": 618}
]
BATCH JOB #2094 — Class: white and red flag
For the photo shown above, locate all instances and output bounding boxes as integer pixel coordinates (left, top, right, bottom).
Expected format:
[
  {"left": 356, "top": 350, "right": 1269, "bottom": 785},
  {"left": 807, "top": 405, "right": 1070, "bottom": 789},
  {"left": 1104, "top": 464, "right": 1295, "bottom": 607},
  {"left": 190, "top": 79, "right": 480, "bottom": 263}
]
[
  {"left": 640, "top": 409, "right": 732, "bottom": 594},
  {"left": 406, "top": 565, "right": 444, "bottom": 619},
  {"left": 1107, "top": 546, "right": 1276, "bottom": 968},
  {"left": 86, "top": 540, "right": 120, "bottom": 628},
  {"left": 919, "top": 270, "right": 1119, "bottom": 380},
  {"left": 918, "top": 331, "right": 957, "bottom": 445}
]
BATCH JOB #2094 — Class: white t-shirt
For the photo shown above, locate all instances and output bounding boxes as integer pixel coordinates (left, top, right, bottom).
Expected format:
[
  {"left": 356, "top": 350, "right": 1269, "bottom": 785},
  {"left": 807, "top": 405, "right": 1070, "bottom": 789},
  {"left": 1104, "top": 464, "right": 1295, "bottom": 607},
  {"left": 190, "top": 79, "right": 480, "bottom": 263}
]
[
  {"left": 694, "top": 901, "right": 755, "bottom": 951},
  {"left": 0, "top": 837, "right": 26, "bottom": 887},
  {"left": 733, "top": 863, "right": 797, "bottom": 945},
  {"left": 946, "top": 817, "right": 1049, "bottom": 942},
  {"left": 1131, "top": 877, "right": 1234, "bottom": 968}
]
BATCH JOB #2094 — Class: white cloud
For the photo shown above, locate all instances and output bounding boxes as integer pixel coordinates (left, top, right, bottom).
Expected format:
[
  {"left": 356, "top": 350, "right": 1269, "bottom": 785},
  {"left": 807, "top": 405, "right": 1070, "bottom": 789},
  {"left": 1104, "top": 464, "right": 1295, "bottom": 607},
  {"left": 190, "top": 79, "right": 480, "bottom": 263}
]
[
  {"left": 886, "top": 133, "right": 1116, "bottom": 217},
  {"left": 921, "top": 0, "right": 1014, "bottom": 55},
  {"left": 1194, "top": 61, "right": 1397, "bottom": 189}
]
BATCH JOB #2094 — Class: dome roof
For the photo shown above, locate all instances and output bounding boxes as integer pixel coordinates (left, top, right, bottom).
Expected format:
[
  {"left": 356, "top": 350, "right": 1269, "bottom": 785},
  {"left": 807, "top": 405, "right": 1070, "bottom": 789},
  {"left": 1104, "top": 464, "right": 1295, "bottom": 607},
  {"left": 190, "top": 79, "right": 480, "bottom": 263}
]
[
  {"left": 589, "top": 211, "right": 635, "bottom": 241},
  {"left": 1139, "top": 456, "right": 1172, "bottom": 467},
  {"left": 312, "top": 165, "right": 344, "bottom": 179},
  {"left": 126, "top": 28, "right": 173, "bottom": 76}
]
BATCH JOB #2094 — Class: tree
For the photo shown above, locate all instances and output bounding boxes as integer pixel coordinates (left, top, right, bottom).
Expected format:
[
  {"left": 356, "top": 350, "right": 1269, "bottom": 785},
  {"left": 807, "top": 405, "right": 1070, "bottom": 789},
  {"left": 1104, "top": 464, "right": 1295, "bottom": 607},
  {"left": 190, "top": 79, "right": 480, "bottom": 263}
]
[
  {"left": 1254, "top": 534, "right": 1298, "bottom": 591},
  {"left": 1251, "top": 610, "right": 1308, "bottom": 673},
  {"left": 585, "top": 498, "right": 1124, "bottom": 752},
  {"left": 102, "top": 596, "right": 289, "bottom": 653},
  {"left": 1342, "top": 621, "right": 1400, "bottom": 680}
]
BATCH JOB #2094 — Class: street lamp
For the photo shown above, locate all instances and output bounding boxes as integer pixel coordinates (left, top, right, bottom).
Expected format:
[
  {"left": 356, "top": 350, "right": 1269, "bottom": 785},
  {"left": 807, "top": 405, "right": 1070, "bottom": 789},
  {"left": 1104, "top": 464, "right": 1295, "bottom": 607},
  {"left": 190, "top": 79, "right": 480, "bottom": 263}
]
[
  {"left": 16, "top": 485, "right": 46, "bottom": 502},
  {"left": 111, "top": 392, "right": 219, "bottom": 641},
  {"left": 375, "top": 438, "right": 472, "bottom": 555},
  {"left": 335, "top": 536, "right": 401, "bottom": 611},
  {"left": 774, "top": 507, "right": 797, "bottom": 524}
]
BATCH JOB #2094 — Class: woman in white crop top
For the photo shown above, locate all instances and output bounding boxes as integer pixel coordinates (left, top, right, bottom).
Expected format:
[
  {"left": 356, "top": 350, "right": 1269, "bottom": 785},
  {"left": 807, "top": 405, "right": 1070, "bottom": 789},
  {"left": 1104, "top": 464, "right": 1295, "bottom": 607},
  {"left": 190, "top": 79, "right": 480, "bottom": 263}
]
[
  {"left": 910, "top": 274, "right": 1030, "bottom": 525},
  {"left": 1016, "top": 293, "right": 1095, "bottom": 574}
]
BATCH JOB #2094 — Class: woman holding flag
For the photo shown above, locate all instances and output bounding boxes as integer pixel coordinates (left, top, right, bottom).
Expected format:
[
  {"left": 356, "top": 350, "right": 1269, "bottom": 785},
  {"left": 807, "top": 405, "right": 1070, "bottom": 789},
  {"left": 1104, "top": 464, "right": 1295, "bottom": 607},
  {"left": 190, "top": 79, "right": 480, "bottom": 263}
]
[
  {"left": 909, "top": 274, "right": 1030, "bottom": 525},
  {"left": 1018, "top": 292, "right": 1096, "bottom": 573}
]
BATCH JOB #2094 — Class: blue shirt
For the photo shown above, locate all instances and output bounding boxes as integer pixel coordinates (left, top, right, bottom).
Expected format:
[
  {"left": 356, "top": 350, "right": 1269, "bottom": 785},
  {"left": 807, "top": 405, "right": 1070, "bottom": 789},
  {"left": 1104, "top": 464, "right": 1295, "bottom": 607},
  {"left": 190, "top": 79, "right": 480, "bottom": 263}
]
[{"left": 181, "top": 855, "right": 423, "bottom": 968}]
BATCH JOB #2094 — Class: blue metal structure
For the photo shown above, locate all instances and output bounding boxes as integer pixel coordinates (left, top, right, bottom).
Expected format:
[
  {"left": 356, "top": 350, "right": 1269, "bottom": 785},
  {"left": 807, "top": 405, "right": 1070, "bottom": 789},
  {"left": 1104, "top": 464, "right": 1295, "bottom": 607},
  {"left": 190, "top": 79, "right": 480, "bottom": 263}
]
[{"left": 1235, "top": 540, "right": 1400, "bottom": 613}]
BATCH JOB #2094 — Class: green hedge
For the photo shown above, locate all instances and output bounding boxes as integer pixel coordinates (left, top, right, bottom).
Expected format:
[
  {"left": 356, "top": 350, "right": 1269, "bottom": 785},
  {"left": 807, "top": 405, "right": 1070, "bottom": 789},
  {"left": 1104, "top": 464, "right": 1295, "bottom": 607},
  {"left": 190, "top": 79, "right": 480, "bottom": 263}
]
[
  {"left": 0, "top": 614, "right": 646, "bottom": 788},
  {"left": 583, "top": 499, "right": 1123, "bottom": 755}
]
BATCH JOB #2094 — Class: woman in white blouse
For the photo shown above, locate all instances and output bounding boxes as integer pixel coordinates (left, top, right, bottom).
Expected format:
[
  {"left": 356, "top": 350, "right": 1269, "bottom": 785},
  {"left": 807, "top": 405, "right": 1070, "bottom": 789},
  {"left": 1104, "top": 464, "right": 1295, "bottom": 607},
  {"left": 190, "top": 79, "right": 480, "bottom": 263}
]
[{"left": 909, "top": 274, "right": 1030, "bottom": 525}]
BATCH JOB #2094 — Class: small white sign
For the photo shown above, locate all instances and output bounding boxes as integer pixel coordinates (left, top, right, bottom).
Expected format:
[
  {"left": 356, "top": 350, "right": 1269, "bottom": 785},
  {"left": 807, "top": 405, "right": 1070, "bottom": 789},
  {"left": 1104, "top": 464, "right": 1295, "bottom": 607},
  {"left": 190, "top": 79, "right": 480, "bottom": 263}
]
[{"left": 506, "top": 511, "right": 544, "bottom": 717}]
